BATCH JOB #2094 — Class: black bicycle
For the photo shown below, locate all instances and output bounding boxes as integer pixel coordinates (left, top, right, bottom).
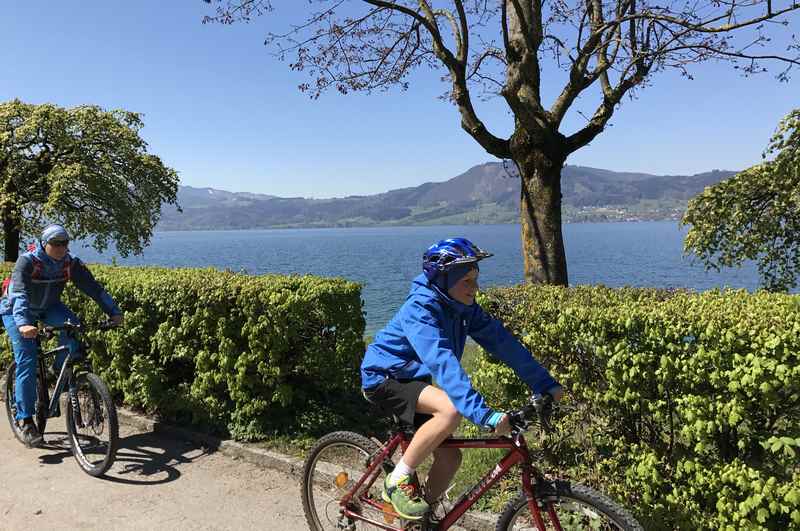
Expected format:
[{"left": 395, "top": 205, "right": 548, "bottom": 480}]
[{"left": 4, "top": 320, "right": 119, "bottom": 477}]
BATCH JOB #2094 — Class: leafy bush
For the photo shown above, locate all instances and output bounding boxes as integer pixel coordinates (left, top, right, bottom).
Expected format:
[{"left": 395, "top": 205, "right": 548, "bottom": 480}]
[
  {"left": 474, "top": 285, "right": 800, "bottom": 530},
  {"left": 4, "top": 260, "right": 798, "bottom": 529},
  {"left": 0, "top": 263, "right": 366, "bottom": 440}
]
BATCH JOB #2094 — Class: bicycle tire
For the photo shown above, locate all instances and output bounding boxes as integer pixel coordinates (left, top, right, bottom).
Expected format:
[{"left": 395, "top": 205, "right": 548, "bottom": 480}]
[
  {"left": 495, "top": 483, "right": 643, "bottom": 531},
  {"left": 66, "top": 372, "right": 118, "bottom": 477},
  {"left": 4, "top": 362, "right": 48, "bottom": 444},
  {"left": 302, "top": 430, "right": 396, "bottom": 530}
]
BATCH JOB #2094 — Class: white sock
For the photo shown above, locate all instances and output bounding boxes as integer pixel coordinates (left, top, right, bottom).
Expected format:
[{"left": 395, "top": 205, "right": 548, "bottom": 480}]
[{"left": 388, "top": 458, "right": 415, "bottom": 485}]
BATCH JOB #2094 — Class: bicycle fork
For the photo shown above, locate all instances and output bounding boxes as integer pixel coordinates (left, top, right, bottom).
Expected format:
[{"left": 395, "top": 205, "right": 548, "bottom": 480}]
[
  {"left": 68, "top": 375, "right": 85, "bottom": 428},
  {"left": 522, "top": 462, "right": 572, "bottom": 531}
]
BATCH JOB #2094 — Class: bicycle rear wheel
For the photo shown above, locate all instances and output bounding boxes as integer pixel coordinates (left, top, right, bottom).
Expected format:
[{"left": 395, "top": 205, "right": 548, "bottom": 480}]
[
  {"left": 66, "top": 372, "right": 118, "bottom": 477},
  {"left": 4, "top": 362, "right": 48, "bottom": 444},
  {"left": 302, "top": 431, "right": 399, "bottom": 530},
  {"left": 496, "top": 483, "right": 643, "bottom": 531}
]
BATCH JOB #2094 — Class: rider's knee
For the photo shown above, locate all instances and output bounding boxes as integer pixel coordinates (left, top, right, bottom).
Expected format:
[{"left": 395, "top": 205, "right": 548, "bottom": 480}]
[
  {"left": 12, "top": 339, "right": 38, "bottom": 358},
  {"left": 435, "top": 403, "right": 462, "bottom": 432}
]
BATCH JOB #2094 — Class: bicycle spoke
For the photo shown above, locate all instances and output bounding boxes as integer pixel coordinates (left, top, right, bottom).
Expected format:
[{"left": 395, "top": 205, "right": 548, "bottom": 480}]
[
  {"left": 67, "top": 373, "right": 118, "bottom": 477},
  {"left": 71, "top": 384, "right": 110, "bottom": 462},
  {"left": 499, "top": 484, "right": 642, "bottom": 531},
  {"left": 303, "top": 432, "right": 395, "bottom": 530},
  {"left": 4, "top": 363, "right": 48, "bottom": 444}
]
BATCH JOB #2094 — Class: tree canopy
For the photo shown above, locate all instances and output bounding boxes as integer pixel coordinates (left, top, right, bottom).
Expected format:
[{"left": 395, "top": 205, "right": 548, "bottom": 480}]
[
  {"left": 204, "top": 0, "right": 800, "bottom": 285},
  {"left": 683, "top": 109, "right": 800, "bottom": 291},
  {"left": 0, "top": 99, "right": 179, "bottom": 262}
]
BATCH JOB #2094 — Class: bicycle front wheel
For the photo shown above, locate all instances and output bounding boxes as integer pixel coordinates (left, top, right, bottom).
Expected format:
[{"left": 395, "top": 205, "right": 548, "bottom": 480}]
[
  {"left": 302, "top": 431, "right": 395, "bottom": 530},
  {"left": 4, "top": 362, "right": 48, "bottom": 444},
  {"left": 66, "top": 372, "right": 118, "bottom": 477},
  {"left": 496, "top": 483, "right": 643, "bottom": 531}
]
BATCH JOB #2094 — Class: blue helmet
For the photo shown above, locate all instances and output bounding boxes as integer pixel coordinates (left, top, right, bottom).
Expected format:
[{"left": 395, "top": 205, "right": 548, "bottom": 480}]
[{"left": 422, "top": 238, "right": 493, "bottom": 282}]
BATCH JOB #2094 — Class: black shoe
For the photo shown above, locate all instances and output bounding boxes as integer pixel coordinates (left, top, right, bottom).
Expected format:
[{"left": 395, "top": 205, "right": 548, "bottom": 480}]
[{"left": 21, "top": 422, "right": 44, "bottom": 448}]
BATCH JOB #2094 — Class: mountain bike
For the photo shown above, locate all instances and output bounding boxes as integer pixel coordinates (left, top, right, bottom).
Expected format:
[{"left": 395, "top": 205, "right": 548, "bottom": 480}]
[
  {"left": 4, "top": 320, "right": 119, "bottom": 477},
  {"left": 301, "top": 394, "right": 643, "bottom": 530}
]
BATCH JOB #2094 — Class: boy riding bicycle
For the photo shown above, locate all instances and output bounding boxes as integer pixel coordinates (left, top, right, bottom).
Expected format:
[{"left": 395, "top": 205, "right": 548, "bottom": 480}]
[
  {"left": 361, "top": 237, "right": 563, "bottom": 521},
  {"left": 0, "top": 224, "right": 123, "bottom": 447}
]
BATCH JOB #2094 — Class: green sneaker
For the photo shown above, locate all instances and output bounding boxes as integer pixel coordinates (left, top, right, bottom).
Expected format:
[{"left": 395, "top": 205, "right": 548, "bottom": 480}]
[{"left": 382, "top": 474, "right": 429, "bottom": 521}]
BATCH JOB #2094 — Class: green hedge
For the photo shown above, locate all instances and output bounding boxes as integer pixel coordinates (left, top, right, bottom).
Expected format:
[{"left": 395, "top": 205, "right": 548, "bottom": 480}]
[
  {"left": 474, "top": 285, "right": 800, "bottom": 530},
  {"left": 0, "top": 263, "right": 366, "bottom": 440}
]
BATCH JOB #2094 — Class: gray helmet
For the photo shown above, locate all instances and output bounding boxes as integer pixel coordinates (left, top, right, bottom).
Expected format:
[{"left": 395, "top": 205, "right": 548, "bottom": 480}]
[{"left": 41, "top": 224, "right": 70, "bottom": 245}]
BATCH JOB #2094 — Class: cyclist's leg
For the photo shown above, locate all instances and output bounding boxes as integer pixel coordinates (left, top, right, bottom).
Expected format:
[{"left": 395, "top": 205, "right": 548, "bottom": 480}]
[
  {"left": 3, "top": 313, "right": 40, "bottom": 421},
  {"left": 427, "top": 445, "right": 462, "bottom": 504},
  {"left": 409, "top": 386, "right": 462, "bottom": 502},
  {"left": 365, "top": 379, "right": 448, "bottom": 518},
  {"left": 402, "top": 385, "right": 461, "bottom": 468},
  {"left": 42, "top": 303, "right": 80, "bottom": 373}
]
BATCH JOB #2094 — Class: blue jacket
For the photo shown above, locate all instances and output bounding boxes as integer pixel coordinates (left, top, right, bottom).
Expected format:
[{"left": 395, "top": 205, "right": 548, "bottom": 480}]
[
  {"left": 360, "top": 274, "right": 558, "bottom": 427},
  {"left": 0, "top": 243, "right": 121, "bottom": 327}
]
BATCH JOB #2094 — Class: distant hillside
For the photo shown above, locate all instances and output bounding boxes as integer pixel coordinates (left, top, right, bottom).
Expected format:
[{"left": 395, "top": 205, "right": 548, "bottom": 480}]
[{"left": 158, "top": 163, "right": 737, "bottom": 230}]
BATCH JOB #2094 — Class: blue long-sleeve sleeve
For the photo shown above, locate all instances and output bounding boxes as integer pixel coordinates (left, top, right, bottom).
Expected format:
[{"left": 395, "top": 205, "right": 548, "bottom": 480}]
[
  {"left": 468, "top": 305, "right": 559, "bottom": 394},
  {"left": 69, "top": 258, "right": 121, "bottom": 316},
  {"left": 401, "top": 298, "right": 493, "bottom": 426},
  {"left": 10, "top": 256, "right": 34, "bottom": 328}
]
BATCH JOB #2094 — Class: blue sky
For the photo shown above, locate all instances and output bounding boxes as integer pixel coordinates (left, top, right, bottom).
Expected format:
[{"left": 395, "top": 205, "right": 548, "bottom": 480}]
[{"left": 2, "top": 2, "right": 797, "bottom": 198}]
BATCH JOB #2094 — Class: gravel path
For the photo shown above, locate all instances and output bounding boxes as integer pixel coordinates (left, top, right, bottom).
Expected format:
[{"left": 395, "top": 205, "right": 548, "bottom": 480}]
[{"left": 0, "top": 405, "right": 309, "bottom": 530}]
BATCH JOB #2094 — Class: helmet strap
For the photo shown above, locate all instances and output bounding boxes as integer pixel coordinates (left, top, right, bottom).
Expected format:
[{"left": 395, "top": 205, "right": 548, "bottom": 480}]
[{"left": 433, "top": 270, "right": 449, "bottom": 292}]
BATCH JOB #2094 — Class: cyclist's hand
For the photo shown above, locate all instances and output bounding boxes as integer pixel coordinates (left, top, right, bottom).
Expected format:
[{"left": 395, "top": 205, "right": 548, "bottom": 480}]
[
  {"left": 110, "top": 314, "right": 124, "bottom": 327},
  {"left": 492, "top": 414, "right": 511, "bottom": 437},
  {"left": 548, "top": 386, "right": 564, "bottom": 402},
  {"left": 19, "top": 325, "right": 37, "bottom": 338}
]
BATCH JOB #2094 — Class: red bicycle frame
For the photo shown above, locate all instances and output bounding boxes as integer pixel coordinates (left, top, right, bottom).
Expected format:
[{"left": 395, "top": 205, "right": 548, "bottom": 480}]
[{"left": 338, "top": 430, "right": 562, "bottom": 530}]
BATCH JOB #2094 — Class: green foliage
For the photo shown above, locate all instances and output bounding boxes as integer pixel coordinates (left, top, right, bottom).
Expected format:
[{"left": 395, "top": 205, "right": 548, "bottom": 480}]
[
  {"left": 683, "top": 109, "right": 800, "bottom": 291},
  {"left": 0, "top": 99, "right": 179, "bottom": 258},
  {"left": 475, "top": 285, "right": 800, "bottom": 530},
  {"left": 0, "top": 263, "right": 367, "bottom": 441}
]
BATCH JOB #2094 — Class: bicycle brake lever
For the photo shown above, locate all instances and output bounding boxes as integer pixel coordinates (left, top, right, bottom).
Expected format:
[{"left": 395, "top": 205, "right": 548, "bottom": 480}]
[
  {"left": 509, "top": 406, "right": 535, "bottom": 433},
  {"left": 508, "top": 410, "right": 524, "bottom": 432},
  {"left": 532, "top": 394, "right": 555, "bottom": 432}
]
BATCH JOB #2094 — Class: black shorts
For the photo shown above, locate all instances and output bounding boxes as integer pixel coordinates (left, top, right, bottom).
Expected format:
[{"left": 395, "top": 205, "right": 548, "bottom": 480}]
[{"left": 363, "top": 378, "right": 433, "bottom": 429}]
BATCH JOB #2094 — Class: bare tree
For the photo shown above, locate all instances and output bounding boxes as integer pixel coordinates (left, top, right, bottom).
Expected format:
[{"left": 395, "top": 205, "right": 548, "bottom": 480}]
[{"left": 204, "top": 0, "right": 799, "bottom": 285}]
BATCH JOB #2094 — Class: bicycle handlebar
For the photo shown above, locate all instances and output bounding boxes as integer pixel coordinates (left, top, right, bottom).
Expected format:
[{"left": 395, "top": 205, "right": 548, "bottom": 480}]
[
  {"left": 508, "top": 393, "right": 555, "bottom": 434},
  {"left": 38, "top": 319, "right": 119, "bottom": 339}
]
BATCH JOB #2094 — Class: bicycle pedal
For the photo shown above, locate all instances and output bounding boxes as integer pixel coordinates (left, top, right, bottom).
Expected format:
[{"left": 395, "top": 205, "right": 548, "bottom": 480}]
[
  {"left": 401, "top": 520, "right": 430, "bottom": 531},
  {"left": 400, "top": 511, "right": 436, "bottom": 531},
  {"left": 335, "top": 515, "right": 356, "bottom": 531}
]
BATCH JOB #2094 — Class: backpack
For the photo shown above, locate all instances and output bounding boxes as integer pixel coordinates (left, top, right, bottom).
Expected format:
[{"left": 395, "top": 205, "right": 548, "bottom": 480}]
[{"left": 1, "top": 243, "right": 71, "bottom": 298}]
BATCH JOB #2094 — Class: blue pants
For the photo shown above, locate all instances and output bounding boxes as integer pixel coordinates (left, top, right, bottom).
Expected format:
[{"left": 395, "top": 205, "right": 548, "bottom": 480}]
[{"left": 2, "top": 303, "right": 81, "bottom": 420}]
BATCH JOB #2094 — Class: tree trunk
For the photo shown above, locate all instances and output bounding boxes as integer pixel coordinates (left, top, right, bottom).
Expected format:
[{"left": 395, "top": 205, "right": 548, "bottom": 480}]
[
  {"left": 516, "top": 152, "right": 568, "bottom": 285},
  {"left": 3, "top": 214, "right": 20, "bottom": 263}
]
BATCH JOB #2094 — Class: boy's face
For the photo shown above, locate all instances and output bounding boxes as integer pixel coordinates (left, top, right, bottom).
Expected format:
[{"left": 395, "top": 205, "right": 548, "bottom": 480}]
[
  {"left": 45, "top": 240, "right": 69, "bottom": 260},
  {"left": 448, "top": 268, "right": 479, "bottom": 305}
]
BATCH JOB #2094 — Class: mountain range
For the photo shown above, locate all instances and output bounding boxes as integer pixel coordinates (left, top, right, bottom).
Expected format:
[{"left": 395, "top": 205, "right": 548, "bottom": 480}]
[{"left": 157, "top": 163, "right": 737, "bottom": 230}]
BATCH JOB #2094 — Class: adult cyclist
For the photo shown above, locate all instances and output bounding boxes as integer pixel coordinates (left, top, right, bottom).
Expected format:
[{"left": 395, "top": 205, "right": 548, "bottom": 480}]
[
  {"left": 0, "top": 224, "right": 123, "bottom": 447},
  {"left": 361, "top": 237, "right": 563, "bottom": 521}
]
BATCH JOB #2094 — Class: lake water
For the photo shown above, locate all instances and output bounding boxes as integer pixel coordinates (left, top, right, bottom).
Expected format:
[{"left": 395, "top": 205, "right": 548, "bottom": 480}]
[{"left": 73, "top": 222, "right": 761, "bottom": 334}]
